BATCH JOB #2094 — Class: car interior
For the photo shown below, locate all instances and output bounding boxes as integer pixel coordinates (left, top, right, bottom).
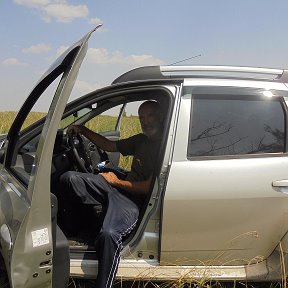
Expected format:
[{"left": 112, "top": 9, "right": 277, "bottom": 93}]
[{"left": 9, "top": 87, "right": 173, "bottom": 254}]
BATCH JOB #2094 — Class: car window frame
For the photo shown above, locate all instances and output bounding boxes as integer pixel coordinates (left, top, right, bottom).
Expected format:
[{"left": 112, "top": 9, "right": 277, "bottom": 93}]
[{"left": 185, "top": 86, "right": 288, "bottom": 161}]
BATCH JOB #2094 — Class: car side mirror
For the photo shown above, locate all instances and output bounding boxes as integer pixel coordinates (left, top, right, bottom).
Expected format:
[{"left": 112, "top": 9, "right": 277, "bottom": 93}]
[{"left": 0, "top": 148, "right": 5, "bottom": 164}]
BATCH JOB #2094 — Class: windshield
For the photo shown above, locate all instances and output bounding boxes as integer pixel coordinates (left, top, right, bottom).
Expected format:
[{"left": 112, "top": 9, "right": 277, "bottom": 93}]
[{"left": 60, "top": 106, "right": 93, "bottom": 129}]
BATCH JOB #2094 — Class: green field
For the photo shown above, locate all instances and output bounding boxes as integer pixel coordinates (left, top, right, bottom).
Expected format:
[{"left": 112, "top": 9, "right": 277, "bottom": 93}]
[
  {"left": 0, "top": 111, "right": 141, "bottom": 169},
  {"left": 0, "top": 111, "right": 46, "bottom": 134},
  {"left": 0, "top": 111, "right": 141, "bottom": 136}
]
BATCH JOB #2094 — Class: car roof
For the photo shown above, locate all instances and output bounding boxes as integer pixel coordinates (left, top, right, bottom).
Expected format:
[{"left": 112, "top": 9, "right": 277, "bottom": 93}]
[{"left": 112, "top": 65, "right": 288, "bottom": 85}]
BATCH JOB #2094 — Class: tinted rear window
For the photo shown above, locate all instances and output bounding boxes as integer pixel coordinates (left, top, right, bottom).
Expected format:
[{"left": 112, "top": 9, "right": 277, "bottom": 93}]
[{"left": 188, "top": 93, "right": 285, "bottom": 158}]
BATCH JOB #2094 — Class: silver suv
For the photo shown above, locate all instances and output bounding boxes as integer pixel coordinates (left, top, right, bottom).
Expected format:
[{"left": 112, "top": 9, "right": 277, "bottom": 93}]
[{"left": 1, "top": 27, "right": 288, "bottom": 287}]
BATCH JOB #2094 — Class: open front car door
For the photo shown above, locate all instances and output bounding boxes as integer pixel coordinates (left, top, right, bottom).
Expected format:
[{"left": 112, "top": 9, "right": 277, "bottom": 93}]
[{"left": 0, "top": 26, "right": 101, "bottom": 288}]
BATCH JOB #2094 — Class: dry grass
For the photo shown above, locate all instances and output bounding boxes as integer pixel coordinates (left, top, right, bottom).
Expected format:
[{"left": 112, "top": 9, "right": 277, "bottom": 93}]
[{"left": 69, "top": 278, "right": 282, "bottom": 288}]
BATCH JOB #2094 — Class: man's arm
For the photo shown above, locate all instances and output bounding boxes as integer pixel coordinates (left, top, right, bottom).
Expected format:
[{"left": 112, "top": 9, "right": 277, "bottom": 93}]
[
  {"left": 100, "top": 172, "right": 152, "bottom": 196},
  {"left": 68, "top": 125, "right": 118, "bottom": 152}
]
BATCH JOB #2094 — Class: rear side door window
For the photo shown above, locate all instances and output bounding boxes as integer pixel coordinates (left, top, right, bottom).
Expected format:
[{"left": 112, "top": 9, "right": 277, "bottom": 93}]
[{"left": 186, "top": 87, "right": 287, "bottom": 159}]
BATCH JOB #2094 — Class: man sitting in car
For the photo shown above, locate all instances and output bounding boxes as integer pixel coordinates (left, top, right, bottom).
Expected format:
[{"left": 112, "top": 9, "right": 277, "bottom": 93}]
[{"left": 60, "top": 100, "right": 163, "bottom": 288}]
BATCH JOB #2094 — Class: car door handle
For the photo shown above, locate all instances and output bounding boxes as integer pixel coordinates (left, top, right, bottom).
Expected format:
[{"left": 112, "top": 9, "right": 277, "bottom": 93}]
[{"left": 272, "top": 180, "right": 288, "bottom": 187}]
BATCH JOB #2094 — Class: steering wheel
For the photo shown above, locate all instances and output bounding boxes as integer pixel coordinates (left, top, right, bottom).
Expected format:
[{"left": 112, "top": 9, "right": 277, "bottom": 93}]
[
  {"left": 68, "top": 132, "right": 93, "bottom": 173},
  {"left": 67, "top": 132, "right": 128, "bottom": 179}
]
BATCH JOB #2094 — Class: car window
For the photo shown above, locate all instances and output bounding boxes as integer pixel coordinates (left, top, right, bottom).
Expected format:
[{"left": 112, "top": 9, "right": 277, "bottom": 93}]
[
  {"left": 82, "top": 101, "right": 142, "bottom": 170},
  {"left": 186, "top": 87, "right": 286, "bottom": 158},
  {"left": 85, "top": 105, "right": 122, "bottom": 133},
  {"left": 118, "top": 101, "right": 142, "bottom": 170},
  {"left": 20, "top": 75, "right": 63, "bottom": 132},
  {"left": 10, "top": 73, "right": 64, "bottom": 182},
  {"left": 60, "top": 106, "right": 93, "bottom": 129}
]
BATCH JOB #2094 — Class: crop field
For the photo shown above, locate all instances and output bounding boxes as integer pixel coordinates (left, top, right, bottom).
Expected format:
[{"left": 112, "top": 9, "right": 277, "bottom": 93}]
[
  {"left": 0, "top": 111, "right": 46, "bottom": 134},
  {"left": 0, "top": 111, "right": 141, "bottom": 169},
  {"left": 0, "top": 111, "right": 141, "bottom": 136}
]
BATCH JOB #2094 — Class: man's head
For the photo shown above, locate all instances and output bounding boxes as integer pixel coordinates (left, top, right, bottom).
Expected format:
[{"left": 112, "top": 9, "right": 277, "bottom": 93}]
[{"left": 138, "top": 100, "right": 163, "bottom": 140}]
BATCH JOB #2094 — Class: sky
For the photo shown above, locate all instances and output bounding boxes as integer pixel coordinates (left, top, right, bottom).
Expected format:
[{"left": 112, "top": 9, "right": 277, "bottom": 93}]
[{"left": 1, "top": 0, "right": 288, "bottom": 111}]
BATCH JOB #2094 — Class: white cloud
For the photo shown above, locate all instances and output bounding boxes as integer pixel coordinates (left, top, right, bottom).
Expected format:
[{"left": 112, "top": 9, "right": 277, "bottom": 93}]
[
  {"left": 127, "top": 54, "right": 165, "bottom": 66},
  {"left": 89, "top": 17, "right": 103, "bottom": 25},
  {"left": 87, "top": 48, "right": 165, "bottom": 66},
  {"left": 44, "top": 3, "right": 88, "bottom": 23},
  {"left": 22, "top": 43, "right": 51, "bottom": 54},
  {"left": 14, "top": 0, "right": 50, "bottom": 8},
  {"left": 13, "top": 0, "right": 89, "bottom": 23},
  {"left": 73, "top": 80, "right": 101, "bottom": 95},
  {"left": 2, "top": 58, "right": 28, "bottom": 66}
]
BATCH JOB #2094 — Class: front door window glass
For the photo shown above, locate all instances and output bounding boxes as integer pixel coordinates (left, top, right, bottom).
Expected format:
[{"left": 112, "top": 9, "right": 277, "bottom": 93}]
[{"left": 10, "top": 73, "right": 64, "bottom": 182}]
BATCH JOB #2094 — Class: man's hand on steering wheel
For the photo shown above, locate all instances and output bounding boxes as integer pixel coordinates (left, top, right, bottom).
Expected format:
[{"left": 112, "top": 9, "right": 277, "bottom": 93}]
[
  {"left": 67, "top": 125, "right": 94, "bottom": 173},
  {"left": 67, "top": 124, "right": 82, "bottom": 136},
  {"left": 67, "top": 124, "right": 111, "bottom": 174}
]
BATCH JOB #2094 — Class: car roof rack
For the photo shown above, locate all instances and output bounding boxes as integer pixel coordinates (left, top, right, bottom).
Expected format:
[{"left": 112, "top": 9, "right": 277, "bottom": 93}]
[
  {"left": 160, "top": 65, "right": 288, "bottom": 83},
  {"left": 112, "top": 65, "right": 288, "bottom": 84}
]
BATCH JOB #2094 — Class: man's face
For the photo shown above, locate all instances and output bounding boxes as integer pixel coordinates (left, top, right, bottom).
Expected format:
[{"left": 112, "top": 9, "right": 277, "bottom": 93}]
[{"left": 138, "top": 103, "right": 162, "bottom": 139}]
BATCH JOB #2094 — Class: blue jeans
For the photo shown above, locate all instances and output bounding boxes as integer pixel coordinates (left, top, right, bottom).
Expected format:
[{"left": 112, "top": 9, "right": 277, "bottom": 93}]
[{"left": 59, "top": 171, "right": 139, "bottom": 288}]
